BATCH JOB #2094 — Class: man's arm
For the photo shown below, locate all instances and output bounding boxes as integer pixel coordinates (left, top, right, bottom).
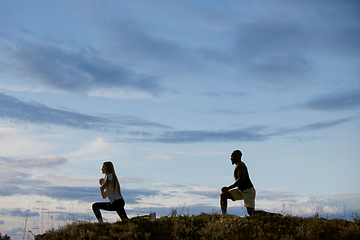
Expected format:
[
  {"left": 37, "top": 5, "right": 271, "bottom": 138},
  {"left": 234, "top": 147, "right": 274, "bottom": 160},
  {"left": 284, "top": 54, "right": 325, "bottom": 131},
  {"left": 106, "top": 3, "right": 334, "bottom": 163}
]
[{"left": 222, "top": 164, "right": 245, "bottom": 192}]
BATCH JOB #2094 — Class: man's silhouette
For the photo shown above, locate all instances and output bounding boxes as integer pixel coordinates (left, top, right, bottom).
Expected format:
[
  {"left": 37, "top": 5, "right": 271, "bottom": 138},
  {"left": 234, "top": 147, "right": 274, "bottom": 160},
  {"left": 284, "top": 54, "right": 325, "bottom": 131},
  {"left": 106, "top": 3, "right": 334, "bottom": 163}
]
[{"left": 220, "top": 150, "right": 256, "bottom": 216}]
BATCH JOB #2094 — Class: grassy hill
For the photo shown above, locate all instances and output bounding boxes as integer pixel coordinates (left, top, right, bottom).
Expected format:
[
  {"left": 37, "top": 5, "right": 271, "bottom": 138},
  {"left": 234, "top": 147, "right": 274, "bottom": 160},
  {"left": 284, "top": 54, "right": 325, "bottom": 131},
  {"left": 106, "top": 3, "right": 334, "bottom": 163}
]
[{"left": 37, "top": 213, "right": 360, "bottom": 240}]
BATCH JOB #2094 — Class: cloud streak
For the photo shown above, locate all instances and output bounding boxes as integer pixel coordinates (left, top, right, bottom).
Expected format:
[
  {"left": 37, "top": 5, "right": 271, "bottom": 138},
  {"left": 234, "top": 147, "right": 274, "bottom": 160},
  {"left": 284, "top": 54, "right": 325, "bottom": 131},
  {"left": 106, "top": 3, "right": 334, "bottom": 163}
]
[
  {"left": 149, "top": 128, "right": 269, "bottom": 143},
  {"left": 2, "top": 39, "right": 167, "bottom": 96},
  {"left": 0, "top": 209, "right": 39, "bottom": 217},
  {"left": 303, "top": 89, "right": 360, "bottom": 112},
  {"left": 201, "top": 0, "right": 360, "bottom": 85},
  {"left": 2, "top": 91, "right": 354, "bottom": 145},
  {"left": 1, "top": 92, "right": 352, "bottom": 143},
  {"left": 257, "top": 190, "right": 298, "bottom": 201},
  {"left": 0, "top": 155, "right": 161, "bottom": 204},
  {"left": 0, "top": 182, "right": 161, "bottom": 205},
  {"left": 123, "top": 117, "right": 352, "bottom": 143},
  {"left": 0, "top": 92, "right": 171, "bottom": 130},
  {"left": 105, "top": 18, "right": 191, "bottom": 65},
  {"left": 0, "top": 156, "right": 67, "bottom": 169}
]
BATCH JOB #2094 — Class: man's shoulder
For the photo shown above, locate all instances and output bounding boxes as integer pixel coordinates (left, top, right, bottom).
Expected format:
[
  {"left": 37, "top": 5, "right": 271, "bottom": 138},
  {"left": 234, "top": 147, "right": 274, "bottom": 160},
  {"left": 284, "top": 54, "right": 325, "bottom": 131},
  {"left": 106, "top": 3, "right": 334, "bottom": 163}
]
[
  {"left": 237, "top": 161, "right": 246, "bottom": 167},
  {"left": 236, "top": 161, "right": 247, "bottom": 170}
]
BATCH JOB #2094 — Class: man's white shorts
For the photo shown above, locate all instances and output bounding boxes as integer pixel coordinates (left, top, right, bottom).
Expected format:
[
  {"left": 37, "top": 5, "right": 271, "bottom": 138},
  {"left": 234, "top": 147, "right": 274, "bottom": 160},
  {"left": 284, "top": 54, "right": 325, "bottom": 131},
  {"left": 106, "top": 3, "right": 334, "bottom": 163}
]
[{"left": 229, "top": 187, "right": 256, "bottom": 208}]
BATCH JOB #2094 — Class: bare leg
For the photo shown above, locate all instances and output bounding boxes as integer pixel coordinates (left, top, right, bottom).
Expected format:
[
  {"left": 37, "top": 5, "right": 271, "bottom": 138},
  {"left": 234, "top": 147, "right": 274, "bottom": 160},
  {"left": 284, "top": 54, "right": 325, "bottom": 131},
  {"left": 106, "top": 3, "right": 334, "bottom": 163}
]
[
  {"left": 246, "top": 207, "right": 255, "bottom": 216},
  {"left": 220, "top": 191, "right": 234, "bottom": 215}
]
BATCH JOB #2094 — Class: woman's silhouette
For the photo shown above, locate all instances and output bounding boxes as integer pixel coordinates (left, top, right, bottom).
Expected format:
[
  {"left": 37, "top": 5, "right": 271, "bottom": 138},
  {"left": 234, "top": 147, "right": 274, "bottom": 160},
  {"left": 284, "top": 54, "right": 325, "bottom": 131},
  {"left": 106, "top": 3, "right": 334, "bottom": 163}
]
[{"left": 92, "top": 161, "right": 129, "bottom": 222}]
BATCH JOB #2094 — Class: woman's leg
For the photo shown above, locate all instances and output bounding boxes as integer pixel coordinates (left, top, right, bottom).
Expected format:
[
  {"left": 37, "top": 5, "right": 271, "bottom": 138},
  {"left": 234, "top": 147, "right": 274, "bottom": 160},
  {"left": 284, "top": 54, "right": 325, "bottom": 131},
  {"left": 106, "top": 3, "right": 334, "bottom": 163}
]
[
  {"left": 92, "top": 202, "right": 112, "bottom": 223},
  {"left": 112, "top": 199, "right": 129, "bottom": 221}
]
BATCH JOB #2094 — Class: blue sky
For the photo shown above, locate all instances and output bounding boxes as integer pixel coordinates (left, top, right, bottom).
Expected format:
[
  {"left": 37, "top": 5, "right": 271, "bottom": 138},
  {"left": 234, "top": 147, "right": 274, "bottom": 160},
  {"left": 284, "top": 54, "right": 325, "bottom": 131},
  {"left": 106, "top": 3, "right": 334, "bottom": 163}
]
[{"left": 1, "top": 0, "right": 359, "bottom": 238}]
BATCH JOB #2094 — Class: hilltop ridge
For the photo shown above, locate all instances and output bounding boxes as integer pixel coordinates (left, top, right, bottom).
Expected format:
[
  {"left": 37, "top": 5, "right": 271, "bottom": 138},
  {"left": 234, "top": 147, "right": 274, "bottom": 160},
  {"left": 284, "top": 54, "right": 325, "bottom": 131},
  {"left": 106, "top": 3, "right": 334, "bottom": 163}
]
[{"left": 36, "top": 213, "right": 360, "bottom": 240}]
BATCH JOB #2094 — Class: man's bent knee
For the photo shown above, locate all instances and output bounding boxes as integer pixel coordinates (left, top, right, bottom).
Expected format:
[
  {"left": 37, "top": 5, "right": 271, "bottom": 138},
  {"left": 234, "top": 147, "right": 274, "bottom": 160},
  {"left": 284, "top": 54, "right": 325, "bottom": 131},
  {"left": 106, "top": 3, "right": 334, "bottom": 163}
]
[{"left": 221, "top": 191, "right": 234, "bottom": 201}]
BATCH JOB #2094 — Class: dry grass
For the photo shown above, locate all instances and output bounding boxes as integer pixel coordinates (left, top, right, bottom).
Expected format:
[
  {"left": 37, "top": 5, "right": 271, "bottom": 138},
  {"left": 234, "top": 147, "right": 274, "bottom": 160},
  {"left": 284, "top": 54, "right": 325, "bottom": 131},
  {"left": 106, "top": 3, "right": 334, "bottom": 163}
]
[{"left": 37, "top": 213, "right": 360, "bottom": 240}]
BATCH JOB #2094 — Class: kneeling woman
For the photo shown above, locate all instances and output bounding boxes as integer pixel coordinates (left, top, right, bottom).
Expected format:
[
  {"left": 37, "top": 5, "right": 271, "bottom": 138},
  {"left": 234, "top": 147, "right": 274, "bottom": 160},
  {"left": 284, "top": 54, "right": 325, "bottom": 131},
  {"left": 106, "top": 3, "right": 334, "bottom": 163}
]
[{"left": 92, "top": 161, "right": 129, "bottom": 222}]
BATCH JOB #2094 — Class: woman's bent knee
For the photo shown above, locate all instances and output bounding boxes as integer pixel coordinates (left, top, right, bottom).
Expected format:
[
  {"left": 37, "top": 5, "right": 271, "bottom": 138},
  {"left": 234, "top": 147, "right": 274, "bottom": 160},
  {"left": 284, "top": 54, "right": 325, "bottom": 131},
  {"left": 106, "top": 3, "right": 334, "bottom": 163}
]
[{"left": 92, "top": 202, "right": 99, "bottom": 211}]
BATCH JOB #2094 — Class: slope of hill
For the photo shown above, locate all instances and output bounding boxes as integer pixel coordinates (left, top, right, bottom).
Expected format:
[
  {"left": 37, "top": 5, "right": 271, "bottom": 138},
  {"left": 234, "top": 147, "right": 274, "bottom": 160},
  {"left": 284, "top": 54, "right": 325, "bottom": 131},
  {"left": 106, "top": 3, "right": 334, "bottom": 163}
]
[{"left": 37, "top": 213, "right": 360, "bottom": 240}]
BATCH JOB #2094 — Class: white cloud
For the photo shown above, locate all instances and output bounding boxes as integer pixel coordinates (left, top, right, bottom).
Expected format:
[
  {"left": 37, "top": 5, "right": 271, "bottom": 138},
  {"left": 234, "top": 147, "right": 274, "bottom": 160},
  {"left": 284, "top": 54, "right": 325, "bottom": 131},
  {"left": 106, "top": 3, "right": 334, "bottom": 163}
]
[
  {"left": 0, "top": 156, "right": 66, "bottom": 169},
  {"left": 67, "top": 137, "right": 125, "bottom": 160},
  {"left": 69, "top": 137, "right": 108, "bottom": 157},
  {"left": 0, "top": 126, "right": 50, "bottom": 157},
  {"left": 88, "top": 89, "right": 154, "bottom": 100},
  {"left": 176, "top": 151, "right": 228, "bottom": 156},
  {"left": 269, "top": 194, "right": 360, "bottom": 220},
  {"left": 145, "top": 155, "right": 173, "bottom": 161}
]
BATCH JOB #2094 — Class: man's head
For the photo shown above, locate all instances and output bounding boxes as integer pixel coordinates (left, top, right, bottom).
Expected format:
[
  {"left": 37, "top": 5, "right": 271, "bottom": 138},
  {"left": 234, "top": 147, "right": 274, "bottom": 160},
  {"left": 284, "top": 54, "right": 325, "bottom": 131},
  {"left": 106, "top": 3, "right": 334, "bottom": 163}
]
[{"left": 231, "top": 150, "right": 242, "bottom": 165}]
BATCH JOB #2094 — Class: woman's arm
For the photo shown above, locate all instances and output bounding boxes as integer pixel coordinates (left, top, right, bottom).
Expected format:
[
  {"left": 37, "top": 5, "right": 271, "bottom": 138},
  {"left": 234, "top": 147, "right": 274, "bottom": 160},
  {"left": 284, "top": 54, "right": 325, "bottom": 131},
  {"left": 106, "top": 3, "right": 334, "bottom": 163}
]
[
  {"left": 99, "top": 177, "right": 109, "bottom": 199},
  {"left": 100, "top": 188, "right": 107, "bottom": 199},
  {"left": 100, "top": 178, "right": 109, "bottom": 191}
]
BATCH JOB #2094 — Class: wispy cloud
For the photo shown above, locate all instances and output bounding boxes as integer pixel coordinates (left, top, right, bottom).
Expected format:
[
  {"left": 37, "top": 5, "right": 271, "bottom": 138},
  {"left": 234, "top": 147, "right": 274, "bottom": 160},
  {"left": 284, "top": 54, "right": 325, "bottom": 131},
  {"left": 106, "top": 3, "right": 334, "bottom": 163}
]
[
  {"left": 104, "top": 18, "right": 191, "bottom": 66},
  {"left": 186, "top": 190, "right": 219, "bottom": 199},
  {"left": 17, "top": 42, "right": 164, "bottom": 94},
  {"left": 0, "top": 181, "right": 161, "bottom": 204},
  {"left": 33, "top": 186, "right": 161, "bottom": 204},
  {"left": 176, "top": 152, "right": 228, "bottom": 156},
  {"left": 130, "top": 117, "right": 350, "bottom": 143},
  {"left": 303, "top": 89, "right": 360, "bottom": 112},
  {"left": 0, "top": 209, "right": 39, "bottom": 217},
  {"left": 0, "top": 156, "right": 161, "bottom": 203},
  {"left": 73, "top": 2, "right": 196, "bottom": 69},
  {"left": 203, "top": 91, "right": 248, "bottom": 99},
  {"left": 0, "top": 92, "right": 352, "bottom": 143},
  {"left": 52, "top": 211, "right": 96, "bottom": 221},
  {"left": 257, "top": 190, "right": 298, "bottom": 201},
  {"left": 0, "top": 156, "right": 67, "bottom": 169},
  {"left": 269, "top": 117, "right": 353, "bottom": 137},
  {"left": 200, "top": 14, "right": 312, "bottom": 83},
  {"left": 280, "top": 194, "right": 360, "bottom": 220},
  {"left": 202, "top": 0, "right": 360, "bottom": 84},
  {"left": 234, "top": 21, "right": 311, "bottom": 78},
  {"left": 149, "top": 128, "right": 269, "bottom": 143},
  {"left": 0, "top": 184, "right": 25, "bottom": 197},
  {"left": 0, "top": 93, "right": 171, "bottom": 130},
  {"left": 1, "top": 35, "right": 167, "bottom": 96},
  {"left": 192, "top": 108, "right": 254, "bottom": 116},
  {"left": 146, "top": 155, "right": 173, "bottom": 161}
]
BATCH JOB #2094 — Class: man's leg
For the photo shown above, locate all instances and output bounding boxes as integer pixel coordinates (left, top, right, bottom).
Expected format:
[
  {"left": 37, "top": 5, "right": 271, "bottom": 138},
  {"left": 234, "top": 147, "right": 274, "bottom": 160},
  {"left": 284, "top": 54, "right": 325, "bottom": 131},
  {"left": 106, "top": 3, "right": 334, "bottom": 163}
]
[
  {"left": 246, "top": 207, "right": 255, "bottom": 216},
  {"left": 220, "top": 191, "right": 234, "bottom": 215},
  {"left": 243, "top": 187, "right": 256, "bottom": 217}
]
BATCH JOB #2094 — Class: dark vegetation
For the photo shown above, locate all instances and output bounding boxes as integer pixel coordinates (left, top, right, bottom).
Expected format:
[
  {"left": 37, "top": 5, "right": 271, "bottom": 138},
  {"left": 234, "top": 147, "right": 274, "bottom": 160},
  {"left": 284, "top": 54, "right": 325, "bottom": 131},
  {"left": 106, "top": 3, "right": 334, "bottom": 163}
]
[
  {"left": 36, "top": 213, "right": 360, "bottom": 240},
  {"left": 0, "top": 233, "right": 11, "bottom": 240}
]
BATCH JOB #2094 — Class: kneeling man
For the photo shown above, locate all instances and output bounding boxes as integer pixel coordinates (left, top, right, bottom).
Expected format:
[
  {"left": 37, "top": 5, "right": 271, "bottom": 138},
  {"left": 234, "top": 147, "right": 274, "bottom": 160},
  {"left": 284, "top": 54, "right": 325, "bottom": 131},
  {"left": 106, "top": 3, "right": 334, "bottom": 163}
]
[{"left": 220, "top": 150, "right": 256, "bottom": 216}]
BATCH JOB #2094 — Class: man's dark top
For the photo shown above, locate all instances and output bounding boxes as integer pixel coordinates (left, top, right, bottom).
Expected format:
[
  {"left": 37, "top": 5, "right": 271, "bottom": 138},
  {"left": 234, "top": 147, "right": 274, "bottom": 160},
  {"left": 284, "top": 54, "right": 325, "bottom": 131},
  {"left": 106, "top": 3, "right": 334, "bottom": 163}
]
[{"left": 234, "top": 161, "right": 254, "bottom": 191}]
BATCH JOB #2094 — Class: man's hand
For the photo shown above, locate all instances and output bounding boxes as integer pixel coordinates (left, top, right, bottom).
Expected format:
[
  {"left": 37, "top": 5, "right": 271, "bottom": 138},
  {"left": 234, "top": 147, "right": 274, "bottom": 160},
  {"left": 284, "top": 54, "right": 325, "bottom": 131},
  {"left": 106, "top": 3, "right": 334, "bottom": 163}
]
[{"left": 221, "top": 187, "right": 229, "bottom": 193}]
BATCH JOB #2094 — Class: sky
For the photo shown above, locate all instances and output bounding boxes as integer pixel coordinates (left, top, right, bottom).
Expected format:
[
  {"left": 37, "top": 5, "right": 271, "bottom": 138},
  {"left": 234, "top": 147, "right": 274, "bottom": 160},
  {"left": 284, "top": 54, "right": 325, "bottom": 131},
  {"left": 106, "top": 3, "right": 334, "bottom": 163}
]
[{"left": 0, "top": 0, "right": 359, "bottom": 238}]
